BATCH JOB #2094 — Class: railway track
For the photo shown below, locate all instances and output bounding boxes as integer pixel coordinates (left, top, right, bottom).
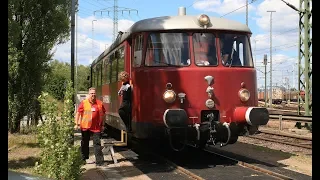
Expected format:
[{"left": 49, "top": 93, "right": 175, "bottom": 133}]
[
  {"left": 105, "top": 126, "right": 311, "bottom": 180},
  {"left": 248, "top": 130, "right": 312, "bottom": 150},
  {"left": 201, "top": 147, "right": 295, "bottom": 180},
  {"left": 127, "top": 136, "right": 309, "bottom": 180}
]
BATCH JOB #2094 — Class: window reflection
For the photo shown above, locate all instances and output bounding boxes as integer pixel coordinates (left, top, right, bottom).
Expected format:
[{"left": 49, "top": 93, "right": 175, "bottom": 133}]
[
  {"left": 145, "top": 33, "right": 190, "bottom": 66},
  {"left": 193, "top": 33, "right": 217, "bottom": 66}
]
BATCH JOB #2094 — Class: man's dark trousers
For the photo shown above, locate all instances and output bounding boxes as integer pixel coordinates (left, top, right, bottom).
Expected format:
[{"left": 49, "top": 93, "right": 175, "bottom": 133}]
[{"left": 81, "top": 130, "right": 104, "bottom": 164}]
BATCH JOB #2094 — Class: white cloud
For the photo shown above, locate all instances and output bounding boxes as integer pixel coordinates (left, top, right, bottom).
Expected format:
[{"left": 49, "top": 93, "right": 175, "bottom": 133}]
[
  {"left": 193, "top": 0, "right": 256, "bottom": 15},
  {"left": 251, "top": 30, "right": 298, "bottom": 62},
  {"left": 78, "top": 16, "right": 134, "bottom": 39},
  {"left": 255, "top": 0, "right": 302, "bottom": 32},
  {"left": 251, "top": 0, "right": 312, "bottom": 89},
  {"left": 51, "top": 16, "right": 135, "bottom": 65}
]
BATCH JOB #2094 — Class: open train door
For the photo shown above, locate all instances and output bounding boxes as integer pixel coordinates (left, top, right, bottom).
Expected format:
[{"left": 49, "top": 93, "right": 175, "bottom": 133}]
[{"left": 129, "top": 34, "right": 144, "bottom": 134}]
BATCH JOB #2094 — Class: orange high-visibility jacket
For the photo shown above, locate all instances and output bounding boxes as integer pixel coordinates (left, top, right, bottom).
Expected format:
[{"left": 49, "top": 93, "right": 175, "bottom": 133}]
[{"left": 80, "top": 99, "right": 104, "bottom": 129}]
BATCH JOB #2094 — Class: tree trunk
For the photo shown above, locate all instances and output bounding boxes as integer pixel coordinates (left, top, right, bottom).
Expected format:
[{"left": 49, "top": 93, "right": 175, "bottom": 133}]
[
  {"left": 27, "top": 115, "right": 30, "bottom": 128},
  {"left": 9, "top": 118, "right": 21, "bottom": 133}
]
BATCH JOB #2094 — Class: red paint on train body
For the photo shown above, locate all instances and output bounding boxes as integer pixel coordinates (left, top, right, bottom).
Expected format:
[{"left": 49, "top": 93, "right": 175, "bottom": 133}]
[{"left": 90, "top": 13, "right": 269, "bottom": 150}]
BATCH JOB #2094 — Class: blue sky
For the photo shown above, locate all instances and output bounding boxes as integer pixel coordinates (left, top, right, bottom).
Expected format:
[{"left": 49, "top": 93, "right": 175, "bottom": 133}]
[{"left": 52, "top": 0, "right": 311, "bottom": 90}]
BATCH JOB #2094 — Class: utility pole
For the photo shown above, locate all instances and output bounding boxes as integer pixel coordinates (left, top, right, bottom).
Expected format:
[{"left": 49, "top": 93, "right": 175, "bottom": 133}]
[
  {"left": 263, "top": 54, "right": 268, "bottom": 107},
  {"left": 254, "top": 39, "right": 257, "bottom": 66},
  {"left": 267, "top": 10, "right": 275, "bottom": 107},
  {"left": 246, "top": 0, "right": 248, "bottom": 26},
  {"left": 71, "top": 0, "right": 76, "bottom": 106},
  {"left": 70, "top": 0, "right": 76, "bottom": 144},
  {"left": 92, "top": 19, "right": 97, "bottom": 63},
  {"left": 280, "top": 0, "right": 312, "bottom": 116},
  {"left": 289, "top": 64, "right": 296, "bottom": 103},
  {"left": 298, "top": 0, "right": 312, "bottom": 116},
  {"left": 75, "top": 1, "right": 79, "bottom": 106},
  {"left": 113, "top": 0, "right": 118, "bottom": 42},
  {"left": 286, "top": 77, "right": 291, "bottom": 103},
  {"left": 93, "top": 0, "right": 138, "bottom": 42}
]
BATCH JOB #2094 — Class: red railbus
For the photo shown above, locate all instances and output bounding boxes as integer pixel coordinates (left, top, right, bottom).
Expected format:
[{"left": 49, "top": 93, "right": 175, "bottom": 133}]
[{"left": 89, "top": 7, "right": 269, "bottom": 151}]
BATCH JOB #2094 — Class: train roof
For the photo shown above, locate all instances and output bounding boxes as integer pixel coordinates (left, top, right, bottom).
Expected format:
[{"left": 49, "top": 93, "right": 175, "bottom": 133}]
[
  {"left": 91, "top": 15, "right": 251, "bottom": 65},
  {"left": 128, "top": 15, "right": 251, "bottom": 33}
]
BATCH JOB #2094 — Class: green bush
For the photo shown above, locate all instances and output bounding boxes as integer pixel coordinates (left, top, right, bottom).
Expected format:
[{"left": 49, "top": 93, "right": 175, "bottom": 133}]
[{"left": 35, "top": 81, "right": 84, "bottom": 180}]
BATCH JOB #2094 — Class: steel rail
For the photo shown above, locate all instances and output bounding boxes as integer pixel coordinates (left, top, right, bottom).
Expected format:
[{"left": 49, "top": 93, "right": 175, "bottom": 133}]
[
  {"left": 258, "top": 129, "right": 312, "bottom": 141},
  {"left": 202, "top": 148, "right": 294, "bottom": 180},
  {"left": 247, "top": 135, "right": 312, "bottom": 149}
]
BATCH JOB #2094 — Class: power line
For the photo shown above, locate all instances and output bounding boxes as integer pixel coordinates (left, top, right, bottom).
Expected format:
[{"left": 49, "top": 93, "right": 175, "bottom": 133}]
[
  {"left": 93, "top": 1, "right": 138, "bottom": 42},
  {"left": 254, "top": 28, "right": 298, "bottom": 41},
  {"left": 186, "top": 0, "right": 202, "bottom": 8},
  {"left": 83, "top": 0, "right": 107, "bottom": 9},
  {"left": 255, "top": 42, "right": 297, "bottom": 52},
  {"left": 254, "top": 44, "right": 298, "bottom": 56},
  {"left": 220, "top": 0, "right": 259, "bottom": 18}
]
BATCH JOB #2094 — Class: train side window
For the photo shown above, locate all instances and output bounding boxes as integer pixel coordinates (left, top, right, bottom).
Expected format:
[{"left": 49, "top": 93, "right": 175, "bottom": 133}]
[
  {"left": 96, "top": 61, "right": 102, "bottom": 95},
  {"left": 97, "top": 62, "right": 101, "bottom": 87},
  {"left": 102, "top": 57, "right": 108, "bottom": 84},
  {"left": 133, "top": 34, "right": 143, "bottom": 67},
  {"left": 106, "top": 57, "right": 111, "bottom": 84},
  {"left": 100, "top": 62, "right": 103, "bottom": 86},
  {"left": 92, "top": 66, "right": 96, "bottom": 88},
  {"left": 118, "top": 47, "right": 125, "bottom": 80},
  {"left": 111, "top": 53, "right": 118, "bottom": 83}
]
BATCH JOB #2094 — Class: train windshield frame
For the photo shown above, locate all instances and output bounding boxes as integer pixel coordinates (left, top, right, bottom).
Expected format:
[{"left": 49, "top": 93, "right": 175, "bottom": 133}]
[
  {"left": 219, "top": 33, "right": 254, "bottom": 68},
  {"left": 144, "top": 32, "right": 190, "bottom": 67}
]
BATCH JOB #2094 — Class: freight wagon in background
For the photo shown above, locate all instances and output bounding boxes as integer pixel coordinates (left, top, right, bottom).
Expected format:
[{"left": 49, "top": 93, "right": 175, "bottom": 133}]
[{"left": 257, "top": 87, "right": 305, "bottom": 103}]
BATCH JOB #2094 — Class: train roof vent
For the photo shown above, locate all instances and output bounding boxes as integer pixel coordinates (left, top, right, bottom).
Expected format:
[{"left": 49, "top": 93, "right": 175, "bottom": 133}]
[{"left": 178, "top": 7, "right": 186, "bottom": 16}]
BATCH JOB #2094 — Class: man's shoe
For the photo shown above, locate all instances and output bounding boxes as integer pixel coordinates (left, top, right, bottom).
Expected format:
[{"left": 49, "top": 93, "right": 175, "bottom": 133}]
[
  {"left": 96, "top": 162, "right": 106, "bottom": 166},
  {"left": 85, "top": 159, "right": 95, "bottom": 164}
]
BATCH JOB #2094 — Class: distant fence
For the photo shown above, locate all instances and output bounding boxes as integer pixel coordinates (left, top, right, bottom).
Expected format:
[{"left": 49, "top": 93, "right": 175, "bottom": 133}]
[{"left": 269, "top": 114, "right": 312, "bottom": 123}]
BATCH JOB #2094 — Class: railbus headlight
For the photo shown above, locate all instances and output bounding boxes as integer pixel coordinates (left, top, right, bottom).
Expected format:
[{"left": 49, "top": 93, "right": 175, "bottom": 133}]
[
  {"left": 239, "top": 88, "right": 250, "bottom": 102},
  {"left": 198, "top": 14, "right": 210, "bottom": 28},
  {"left": 163, "top": 90, "right": 176, "bottom": 103}
]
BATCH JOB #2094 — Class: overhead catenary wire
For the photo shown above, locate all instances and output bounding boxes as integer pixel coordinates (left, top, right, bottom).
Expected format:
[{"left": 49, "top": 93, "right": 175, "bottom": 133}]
[
  {"left": 254, "top": 28, "right": 298, "bottom": 41},
  {"left": 220, "top": 0, "right": 259, "bottom": 18}
]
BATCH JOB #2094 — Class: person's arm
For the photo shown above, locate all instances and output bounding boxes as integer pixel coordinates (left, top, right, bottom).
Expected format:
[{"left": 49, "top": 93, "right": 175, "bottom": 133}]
[
  {"left": 74, "top": 102, "right": 84, "bottom": 129},
  {"left": 75, "top": 112, "right": 82, "bottom": 125},
  {"left": 222, "top": 54, "right": 229, "bottom": 65}
]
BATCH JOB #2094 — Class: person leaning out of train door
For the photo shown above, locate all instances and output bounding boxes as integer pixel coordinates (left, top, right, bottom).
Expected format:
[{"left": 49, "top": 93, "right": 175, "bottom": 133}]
[
  {"left": 74, "top": 87, "right": 106, "bottom": 166},
  {"left": 118, "top": 71, "right": 132, "bottom": 132},
  {"left": 220, "top": 35, "right": 241, "bottom": 66}
]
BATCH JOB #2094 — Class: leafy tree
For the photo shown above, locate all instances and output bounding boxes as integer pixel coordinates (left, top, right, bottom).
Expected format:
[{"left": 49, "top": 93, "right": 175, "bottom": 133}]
[
  {"left": 44, "top": 60, "right": 90, "bottom": 100},
  {"left": 8, "top": 0, "right": 71, "bottom": 133},
  {"left": 77, "top": 64, "right": 91, "bottom": 91},
  {"left": 35, "top": 80, "right": 84, "bottom": 179}
]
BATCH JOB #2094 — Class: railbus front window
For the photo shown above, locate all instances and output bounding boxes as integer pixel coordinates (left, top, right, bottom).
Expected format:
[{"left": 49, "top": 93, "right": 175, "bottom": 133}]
[
  {"left": 193, "top": 33, "right": 217, "bottom": 66},
  {"left": 145, "top": 33, "right": 190, "bottom": 66},
  {"left": 219, "top": 33, "right": 253, "bottom": 67}
]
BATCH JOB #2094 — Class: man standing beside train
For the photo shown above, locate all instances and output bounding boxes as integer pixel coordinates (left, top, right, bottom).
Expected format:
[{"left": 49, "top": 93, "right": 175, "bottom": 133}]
[{"left": 74, "top": 87, "right": 106, "bottom": 165}]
